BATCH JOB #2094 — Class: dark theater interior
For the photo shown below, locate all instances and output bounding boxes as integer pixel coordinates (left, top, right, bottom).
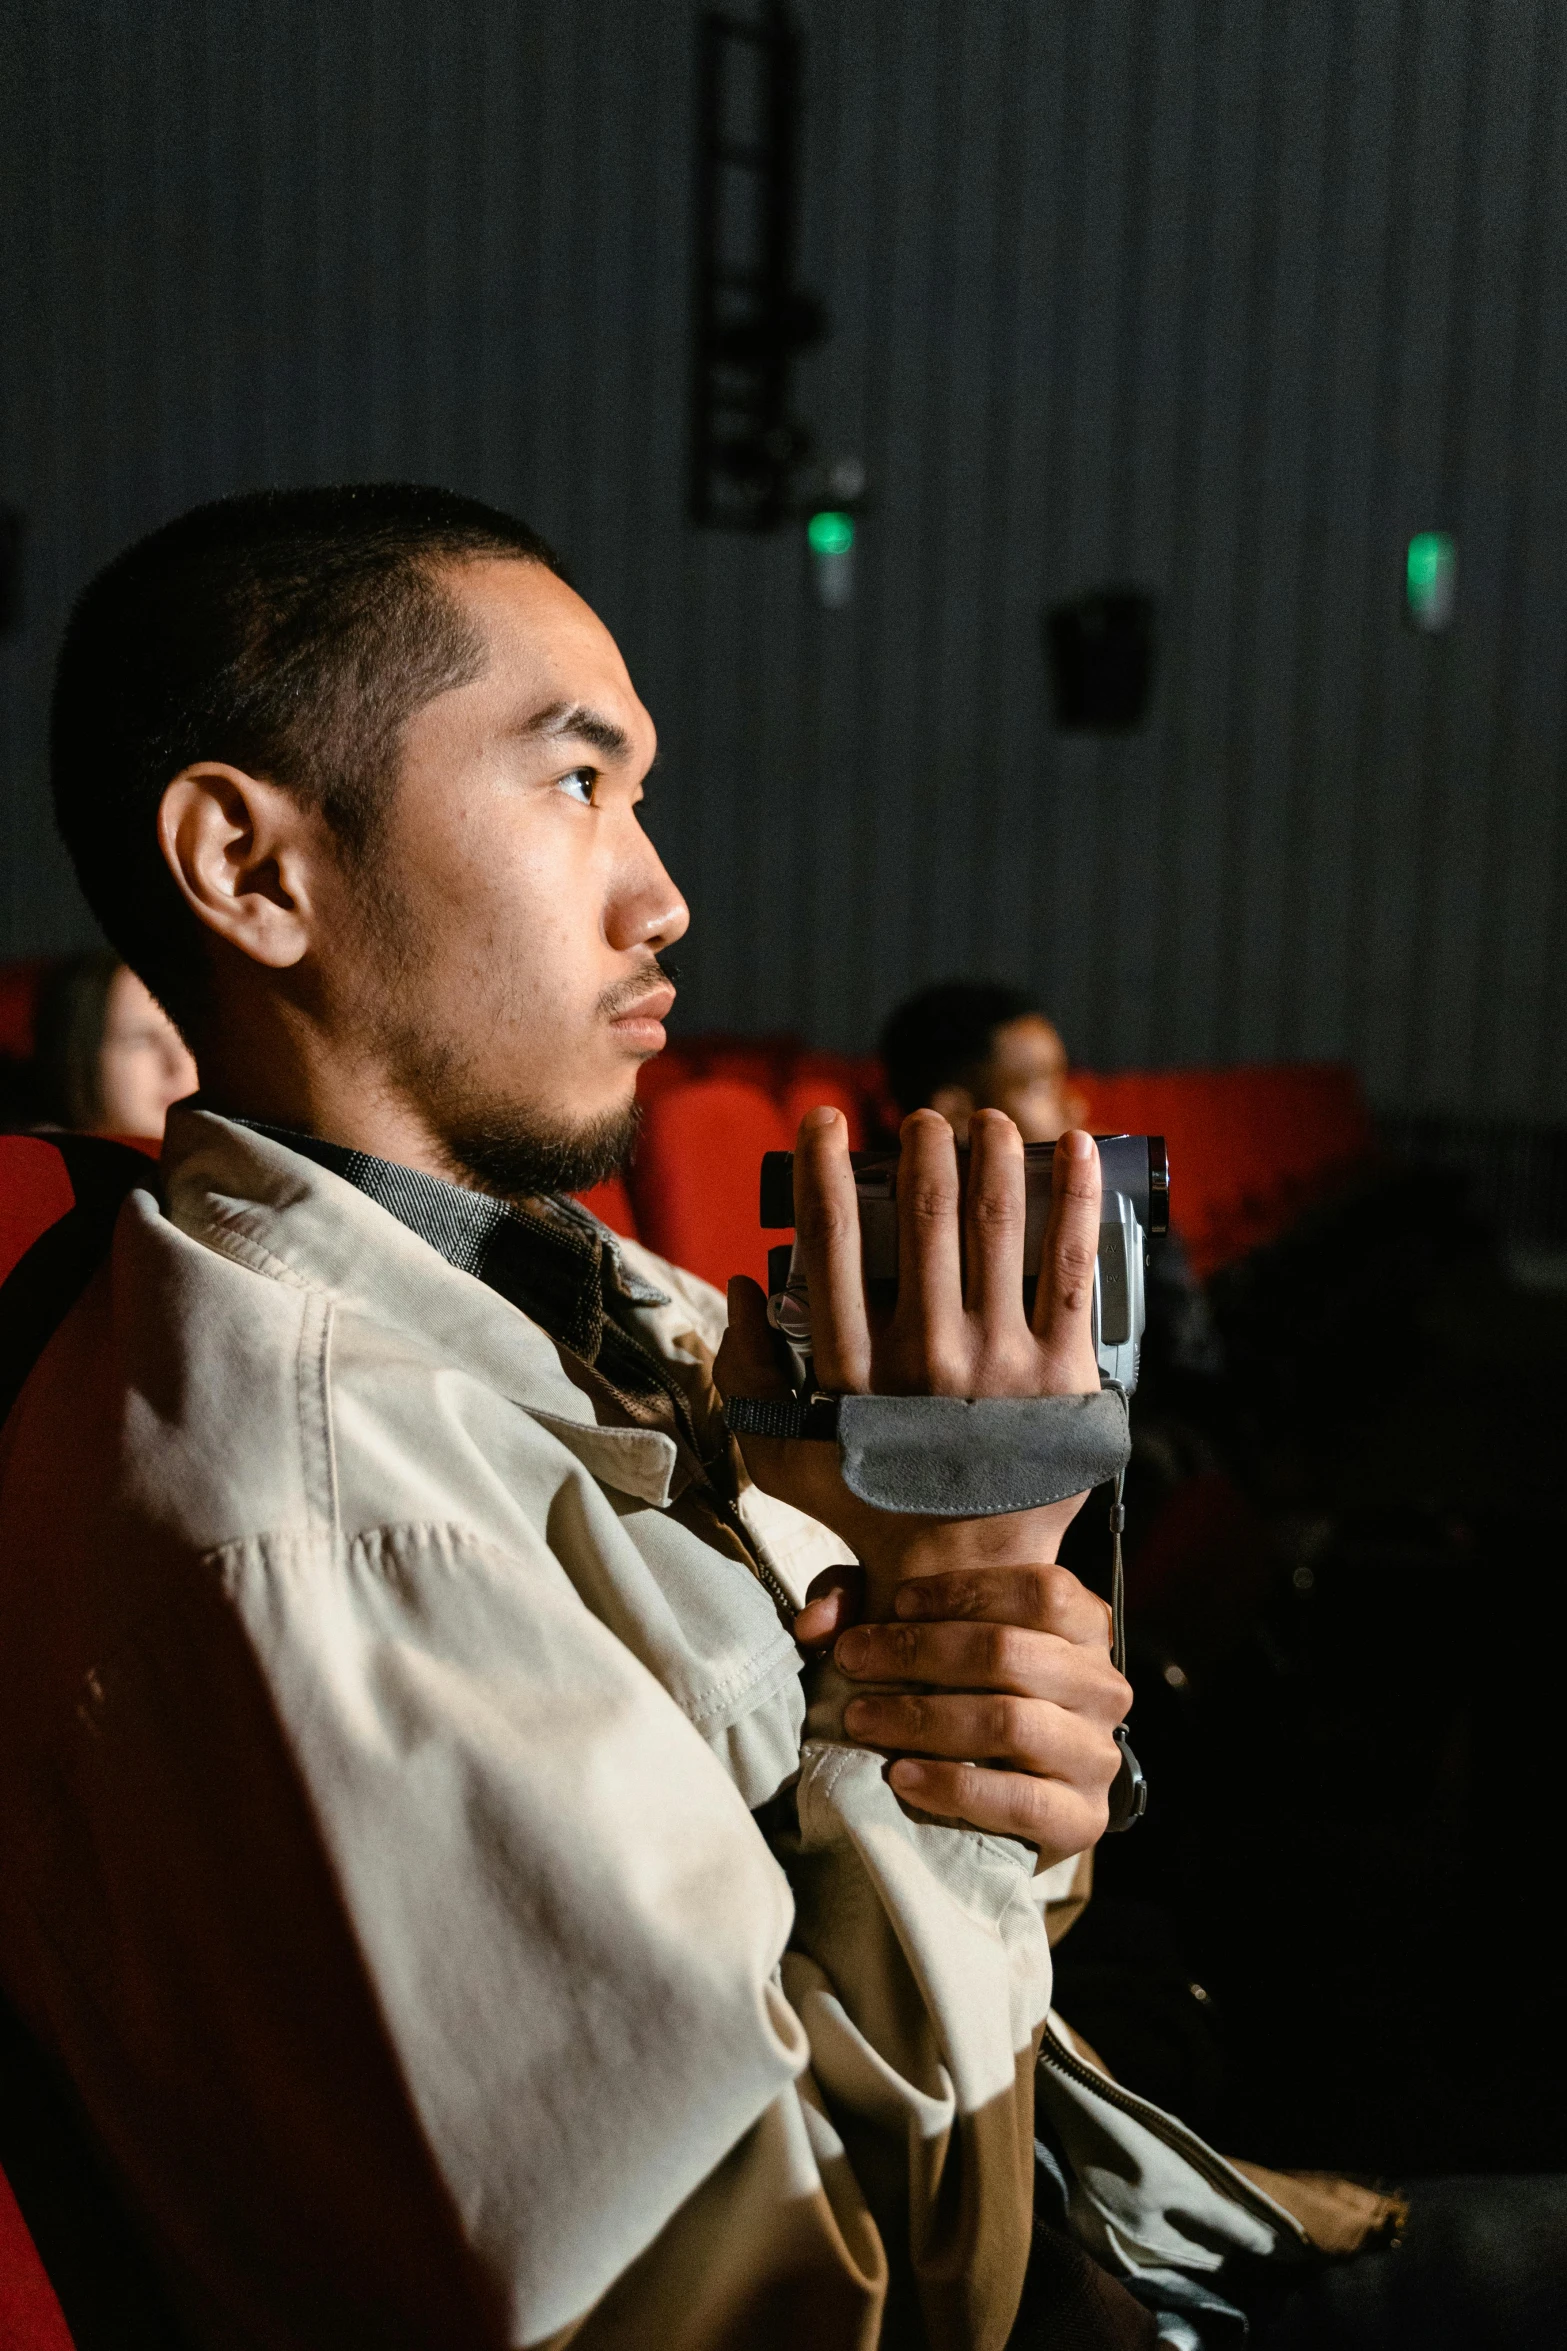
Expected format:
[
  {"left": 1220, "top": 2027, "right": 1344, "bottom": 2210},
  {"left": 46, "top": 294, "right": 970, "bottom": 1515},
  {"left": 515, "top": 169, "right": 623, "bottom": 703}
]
[{"left": 3, "top": 5, "right": 1567, "bottom": 2347}]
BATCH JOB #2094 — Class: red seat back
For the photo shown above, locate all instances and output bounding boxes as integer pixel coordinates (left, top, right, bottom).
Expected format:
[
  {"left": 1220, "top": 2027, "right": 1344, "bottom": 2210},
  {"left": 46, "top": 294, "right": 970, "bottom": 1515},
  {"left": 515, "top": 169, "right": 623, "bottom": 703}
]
[
  {"left": 1075, "top": 1062, "right": 1373, "bottom": 1276},
  {"left": 630, "top": 1079, "right": 791, "bottom": 1289},
  {"left": 0, "top": 1138, "right": 78, "bottom": 1284},
  {"left": 0, "top": 2164, "right": 74, "bottom": 2350},
  {"left": 779, "top": 1057, "right": 868, "bottom": 1148}
]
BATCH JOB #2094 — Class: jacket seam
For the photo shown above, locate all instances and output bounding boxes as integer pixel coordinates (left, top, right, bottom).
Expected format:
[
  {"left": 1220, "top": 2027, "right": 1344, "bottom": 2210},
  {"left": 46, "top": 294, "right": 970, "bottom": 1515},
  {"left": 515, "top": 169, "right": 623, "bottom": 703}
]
[
  {"left": 676, "top": 1628, "right": 802, "bottom": 1732},
  {"left": 320, "top": 1299, "right": 341, "bottom": 1544},
  {"left": 194, "top": 1202, "right": 324, "bottom": 1292},
  {"left": 291, "top": 1291, "right": 339, "bottom": 1541}
]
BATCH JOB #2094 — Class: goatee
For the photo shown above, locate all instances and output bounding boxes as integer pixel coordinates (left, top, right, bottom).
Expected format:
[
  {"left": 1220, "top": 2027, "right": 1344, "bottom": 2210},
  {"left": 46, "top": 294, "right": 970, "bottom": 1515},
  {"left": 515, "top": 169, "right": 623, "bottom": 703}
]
[{"left": 441, "top": 1095, "right": 642, "bottom": 1203}]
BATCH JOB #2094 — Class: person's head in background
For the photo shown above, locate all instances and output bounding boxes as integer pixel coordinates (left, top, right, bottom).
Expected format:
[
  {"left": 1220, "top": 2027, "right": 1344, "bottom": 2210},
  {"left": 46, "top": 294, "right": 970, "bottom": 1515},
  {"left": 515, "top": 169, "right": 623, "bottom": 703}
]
[
  {"left": 32, "top": 951, "right": 198, "bottom": 1139},
  {"left": 879, "top": 979, "right": 1088, "bottom": 1145}
]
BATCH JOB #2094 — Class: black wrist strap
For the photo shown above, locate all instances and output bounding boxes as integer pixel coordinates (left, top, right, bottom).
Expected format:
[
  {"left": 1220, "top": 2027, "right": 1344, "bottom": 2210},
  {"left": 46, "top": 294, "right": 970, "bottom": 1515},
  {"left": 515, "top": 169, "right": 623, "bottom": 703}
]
[{"left": 722, "top": 1393, "right": 841, "bottom": 1441}]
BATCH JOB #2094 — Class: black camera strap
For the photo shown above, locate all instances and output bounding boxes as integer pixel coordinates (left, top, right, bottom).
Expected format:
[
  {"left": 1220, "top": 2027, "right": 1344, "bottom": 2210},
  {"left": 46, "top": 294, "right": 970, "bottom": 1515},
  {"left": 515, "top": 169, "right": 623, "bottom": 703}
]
[{"left": 1105, "top": 1454, "right": 1146, "bottom": 1833}]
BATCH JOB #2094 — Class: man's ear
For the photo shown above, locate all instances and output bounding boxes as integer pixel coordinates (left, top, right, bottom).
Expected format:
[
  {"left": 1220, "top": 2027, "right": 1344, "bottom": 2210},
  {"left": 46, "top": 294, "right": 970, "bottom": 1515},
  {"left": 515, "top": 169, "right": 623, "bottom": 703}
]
[
  {"left": 157, "top": 764, "right": 321, "bottom": 972},
  {"left": 927, "top": 1083, "right": 975, "bottom": 1143}
]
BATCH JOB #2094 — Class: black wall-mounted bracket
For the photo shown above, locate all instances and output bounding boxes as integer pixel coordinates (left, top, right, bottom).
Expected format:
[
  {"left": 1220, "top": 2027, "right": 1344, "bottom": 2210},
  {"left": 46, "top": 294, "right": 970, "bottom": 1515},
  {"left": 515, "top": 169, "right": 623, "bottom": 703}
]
[
  {"left": 0, "top": 508, "right": 23, "bottom": 638},
  {"left": 690, "top": 5, "right": 829, "bottom": 532}
]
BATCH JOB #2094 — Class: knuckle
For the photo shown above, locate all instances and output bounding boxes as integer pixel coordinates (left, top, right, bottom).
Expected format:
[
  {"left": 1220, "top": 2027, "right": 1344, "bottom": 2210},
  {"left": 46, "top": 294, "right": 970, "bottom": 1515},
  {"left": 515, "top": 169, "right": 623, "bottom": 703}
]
[
  {"left": 905, "top": 1175, "right": 959, "bottom": 1227},
  {"left": 929, "top": 1572, "right": 983, "bottom": 1619},
  {"left": 1037, "top": 1564, "right": 1078, "bottom": 1621},
  {"left": 969, "top": 1188, "right": 1024, "bottom": 1233},
  {"left": 897, "top": 1694, "right": 927, "bottom": 1742},
  {"left": 1002, "top": 1786, "right": 1046, "bottom": 1845},
  {"left": 977, "top": 1339, "right": 1039, "bottom": 1396},
  {"left": 891, "top": 1331, "right": 966, "bottom": 1392},
  {"left": 986, "top": 1623, "right": 1024, "bottom": 1683},
  {"left": 885, "top": 1622, "right": 922, "bottom": 1675},
  {"left": 799, "top": 1196, "right": 856, "bottom": 1247},
  {"left": 1053, "top": 1233, "right": 1099, "bottom": 1289},
  {"left": 991, "top": 1694, "right": 1029, "bottom": 1752}
]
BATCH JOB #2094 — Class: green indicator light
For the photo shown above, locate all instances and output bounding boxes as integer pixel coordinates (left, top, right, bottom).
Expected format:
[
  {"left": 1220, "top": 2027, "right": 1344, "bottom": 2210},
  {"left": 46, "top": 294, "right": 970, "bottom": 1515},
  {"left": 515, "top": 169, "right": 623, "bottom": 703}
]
[
  {"left": 808, "top": 510, "right": 855, "bottom": 556},
  {"left": 1406, "top": 531, "right": 1456, "bottom": 630}
]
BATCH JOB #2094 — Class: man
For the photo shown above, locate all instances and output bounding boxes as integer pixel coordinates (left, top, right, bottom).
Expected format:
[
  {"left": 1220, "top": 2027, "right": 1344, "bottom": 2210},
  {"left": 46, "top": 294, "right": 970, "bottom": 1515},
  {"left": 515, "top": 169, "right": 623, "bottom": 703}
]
[
  {"left": 0, "top": 487, "right": 1531, "bottom": 2350},
  {"left": 879, "top": 982, "right": 1087, "bottom": 1148}
]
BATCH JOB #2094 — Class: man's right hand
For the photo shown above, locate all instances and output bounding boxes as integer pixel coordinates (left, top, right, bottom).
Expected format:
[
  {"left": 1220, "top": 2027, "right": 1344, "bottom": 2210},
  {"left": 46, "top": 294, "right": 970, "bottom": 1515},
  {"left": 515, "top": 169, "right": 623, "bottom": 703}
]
[{"left": 715, "top": 1103, "right": 1107, "bottom": 1617}]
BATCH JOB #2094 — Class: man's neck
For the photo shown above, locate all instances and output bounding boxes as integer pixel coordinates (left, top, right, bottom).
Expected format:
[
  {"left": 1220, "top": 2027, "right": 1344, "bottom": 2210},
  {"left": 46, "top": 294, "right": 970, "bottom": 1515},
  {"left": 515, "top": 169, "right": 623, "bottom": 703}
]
[{"left": 196, "top": 1046, "right": 471, "bottom": 1193}]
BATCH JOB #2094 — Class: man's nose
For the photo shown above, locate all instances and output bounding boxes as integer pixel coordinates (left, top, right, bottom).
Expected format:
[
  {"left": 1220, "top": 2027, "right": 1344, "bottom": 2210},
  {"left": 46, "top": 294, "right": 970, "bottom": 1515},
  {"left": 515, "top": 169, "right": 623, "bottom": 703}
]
[{"left": 605, "top": 840, "right": 689, "bottom": 954}]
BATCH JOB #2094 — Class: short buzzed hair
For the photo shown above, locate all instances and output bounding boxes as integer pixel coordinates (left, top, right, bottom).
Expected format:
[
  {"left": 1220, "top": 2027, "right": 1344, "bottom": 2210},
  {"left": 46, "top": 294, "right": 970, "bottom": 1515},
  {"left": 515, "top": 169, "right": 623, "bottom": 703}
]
[
  {"left": 879, "top": 979, "right": 1040, "bottom": 1115},
  {"left": 51, "top": 483, "right": 563, "bottom": 1029}
]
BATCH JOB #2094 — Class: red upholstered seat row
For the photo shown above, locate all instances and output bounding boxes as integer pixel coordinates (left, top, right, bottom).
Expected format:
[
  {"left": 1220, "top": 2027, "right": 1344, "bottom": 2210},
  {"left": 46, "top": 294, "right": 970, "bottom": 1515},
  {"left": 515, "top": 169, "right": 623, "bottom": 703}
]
[
  {"left": 1075, "top": 1064, "right": 1373, "bottom": 1278},
  {"left": 0, "top": 1032, "right": 1376, "bottom": 1301},
  {"left": 581, "top": 1041, "right": 1375, "bottom": 1291}
]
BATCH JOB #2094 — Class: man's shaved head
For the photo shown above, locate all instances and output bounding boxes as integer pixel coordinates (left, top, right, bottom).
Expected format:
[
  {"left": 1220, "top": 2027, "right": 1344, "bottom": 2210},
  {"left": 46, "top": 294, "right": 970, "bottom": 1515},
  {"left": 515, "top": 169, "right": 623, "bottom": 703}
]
[{"left": 51, "top": 483, "right": 563, "bottom": 1030}]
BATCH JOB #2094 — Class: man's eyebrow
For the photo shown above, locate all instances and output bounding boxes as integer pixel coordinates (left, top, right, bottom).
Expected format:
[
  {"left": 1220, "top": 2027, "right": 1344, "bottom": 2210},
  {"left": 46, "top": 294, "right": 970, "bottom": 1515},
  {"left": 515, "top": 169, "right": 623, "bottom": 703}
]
[{"left": 516, "top": 700, "right": 632, "bottom": 760}]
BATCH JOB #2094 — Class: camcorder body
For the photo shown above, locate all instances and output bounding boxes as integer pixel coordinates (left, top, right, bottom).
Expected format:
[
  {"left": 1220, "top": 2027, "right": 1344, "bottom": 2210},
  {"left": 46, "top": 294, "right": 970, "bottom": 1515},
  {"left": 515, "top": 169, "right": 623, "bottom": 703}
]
[{"left": 759, "top": 1133, "right": 1169, "bottom": 1396}]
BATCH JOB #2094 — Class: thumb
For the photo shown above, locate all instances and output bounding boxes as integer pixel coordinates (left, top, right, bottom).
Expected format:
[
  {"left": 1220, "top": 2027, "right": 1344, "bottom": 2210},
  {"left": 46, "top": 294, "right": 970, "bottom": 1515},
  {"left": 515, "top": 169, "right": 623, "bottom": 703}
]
[
  {"left": 714, "top": 1275, "right": 795, "bottom": 1402},
  {"left": 795, "top": 1562, "right": 866, "bottom": 1648}
]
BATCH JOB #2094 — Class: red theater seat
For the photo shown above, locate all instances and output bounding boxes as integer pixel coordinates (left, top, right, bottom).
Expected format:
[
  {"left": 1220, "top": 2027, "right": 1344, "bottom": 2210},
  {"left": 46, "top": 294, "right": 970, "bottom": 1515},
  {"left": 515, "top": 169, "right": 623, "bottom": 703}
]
[
  {"left": 780, "top": 1057, "right": 868, "bottom": 1148},
  {"left": 1074, "top": 1062, "right": 1374, "bottom": 1276},
  {"left": 630, "top": 1078, "right": 791, "bottom": 1290},
  {"left": 0, "top": 1138, "right": 77, "bottom": 1283},
  {"left": 1, "top": 1134, "right": 91, "bottom": 2344},
  {"left": 0, "top": 2164, "right": 73, "bottom": 2350}
]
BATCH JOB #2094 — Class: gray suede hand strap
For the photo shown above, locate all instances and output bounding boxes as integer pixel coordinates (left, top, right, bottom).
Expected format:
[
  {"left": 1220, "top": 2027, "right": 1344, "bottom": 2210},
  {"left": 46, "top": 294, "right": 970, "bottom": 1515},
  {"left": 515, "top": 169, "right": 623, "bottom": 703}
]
[{"left": 724, "top": 1388, "right": 1131, "bottom": 1518}]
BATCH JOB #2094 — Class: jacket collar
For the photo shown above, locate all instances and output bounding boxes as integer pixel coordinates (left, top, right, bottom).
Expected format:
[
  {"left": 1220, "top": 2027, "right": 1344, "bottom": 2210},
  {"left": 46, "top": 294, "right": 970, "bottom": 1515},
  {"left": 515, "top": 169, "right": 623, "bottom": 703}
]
[{"left": 159, "top": 1106, "right": 683, "bottom": 1507}]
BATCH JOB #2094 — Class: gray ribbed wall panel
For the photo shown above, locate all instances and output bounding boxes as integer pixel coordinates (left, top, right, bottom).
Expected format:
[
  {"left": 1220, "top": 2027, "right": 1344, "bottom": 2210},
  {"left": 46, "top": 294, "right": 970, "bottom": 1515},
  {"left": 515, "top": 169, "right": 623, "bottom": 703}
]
[{"left": 2, "top": 0, "right": 1564, "bottom": 1117}]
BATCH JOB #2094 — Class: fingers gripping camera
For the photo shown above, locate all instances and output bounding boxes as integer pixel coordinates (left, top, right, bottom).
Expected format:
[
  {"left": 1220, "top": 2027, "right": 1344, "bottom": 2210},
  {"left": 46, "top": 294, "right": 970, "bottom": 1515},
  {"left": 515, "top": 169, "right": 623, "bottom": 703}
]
[
  {"left": 760, "top": 1134, "right": 1166, "bottom": 1393},
  {"left": 726, "top": 1135, "right": 1168, "bottom": 1835},
  {"left": 727, "top": 1135, "right": 1169, "bottom": 1521}
]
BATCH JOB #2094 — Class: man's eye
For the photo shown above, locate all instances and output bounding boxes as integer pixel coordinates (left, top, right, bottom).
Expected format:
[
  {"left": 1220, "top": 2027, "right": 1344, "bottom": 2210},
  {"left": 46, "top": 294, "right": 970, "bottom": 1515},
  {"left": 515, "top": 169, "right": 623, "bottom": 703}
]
[{"left": 557, "top": 767, "right": 597, "bottom": 807}]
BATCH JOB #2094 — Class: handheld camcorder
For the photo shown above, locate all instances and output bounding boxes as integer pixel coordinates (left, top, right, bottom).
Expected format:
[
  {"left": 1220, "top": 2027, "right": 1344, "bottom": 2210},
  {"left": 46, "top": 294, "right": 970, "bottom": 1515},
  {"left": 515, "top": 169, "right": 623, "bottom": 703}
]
[
  {"left": 758, "top": 1133, "right": 1169, "bottom": 1396},
  {"left": 724, "top": 1132, "right": 1168, "bottom": 1832}
]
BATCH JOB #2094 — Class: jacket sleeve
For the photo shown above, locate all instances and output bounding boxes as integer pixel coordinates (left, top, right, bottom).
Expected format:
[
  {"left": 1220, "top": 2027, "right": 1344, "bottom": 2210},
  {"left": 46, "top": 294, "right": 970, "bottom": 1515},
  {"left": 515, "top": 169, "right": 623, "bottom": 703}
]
[{"left": 770, "top": 1660, "right": 1055, "bottom": 2351}]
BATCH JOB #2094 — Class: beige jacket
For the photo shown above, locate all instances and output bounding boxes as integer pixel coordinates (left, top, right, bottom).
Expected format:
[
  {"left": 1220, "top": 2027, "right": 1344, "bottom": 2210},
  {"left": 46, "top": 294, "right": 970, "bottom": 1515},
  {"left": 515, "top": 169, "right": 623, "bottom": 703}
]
[{"left": 0, "top": 1111, "right": 1305, "bottom": 2350}]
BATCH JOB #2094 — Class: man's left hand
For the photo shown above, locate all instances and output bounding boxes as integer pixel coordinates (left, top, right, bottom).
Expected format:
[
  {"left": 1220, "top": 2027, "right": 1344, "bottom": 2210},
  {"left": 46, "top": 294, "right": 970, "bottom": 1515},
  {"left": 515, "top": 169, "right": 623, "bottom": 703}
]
[{"left": 807, "top": 1562, "right": 1130, "bottom": 1862}]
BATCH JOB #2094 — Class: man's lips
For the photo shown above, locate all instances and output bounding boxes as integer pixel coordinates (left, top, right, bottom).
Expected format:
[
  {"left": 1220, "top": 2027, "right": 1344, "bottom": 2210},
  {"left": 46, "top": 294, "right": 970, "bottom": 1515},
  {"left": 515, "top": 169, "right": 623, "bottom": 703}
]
[{"left": 606, "top": 979, "right": 676, "bottom": 1047}]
